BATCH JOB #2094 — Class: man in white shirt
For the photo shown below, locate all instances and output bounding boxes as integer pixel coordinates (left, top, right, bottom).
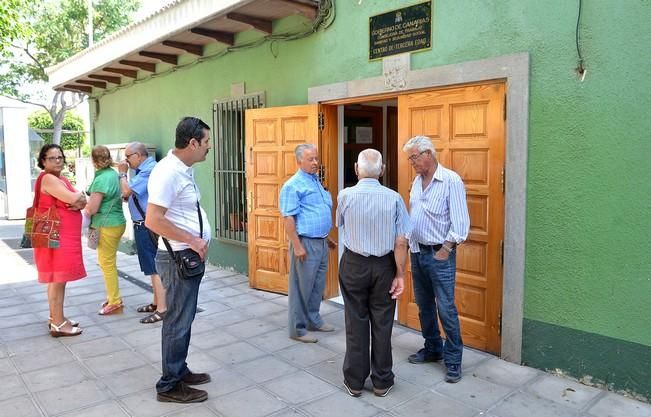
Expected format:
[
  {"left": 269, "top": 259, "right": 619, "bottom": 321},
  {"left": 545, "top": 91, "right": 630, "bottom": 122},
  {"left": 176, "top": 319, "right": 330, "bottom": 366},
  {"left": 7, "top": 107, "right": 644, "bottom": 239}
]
[
  {"left": 403, "top": 135, "right": 470, "bottom": 384},
  {"left": 146, "top": 117, "right": 212, "bottom": 403}
]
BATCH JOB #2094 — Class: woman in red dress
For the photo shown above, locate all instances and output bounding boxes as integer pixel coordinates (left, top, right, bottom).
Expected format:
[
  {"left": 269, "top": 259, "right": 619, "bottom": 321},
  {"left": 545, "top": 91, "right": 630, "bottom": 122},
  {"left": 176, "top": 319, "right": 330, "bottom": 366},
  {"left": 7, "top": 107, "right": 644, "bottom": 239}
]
[{"left": 34, "top": 144, "right": 88, "bottom": 337}]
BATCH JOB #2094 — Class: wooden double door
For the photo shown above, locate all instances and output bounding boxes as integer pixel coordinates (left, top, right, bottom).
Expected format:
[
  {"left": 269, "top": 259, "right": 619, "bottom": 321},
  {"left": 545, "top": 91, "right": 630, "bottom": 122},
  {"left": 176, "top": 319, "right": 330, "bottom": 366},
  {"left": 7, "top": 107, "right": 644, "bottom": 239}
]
[{"left": 245, "top": 82, "right": 505, "bottom": 354}]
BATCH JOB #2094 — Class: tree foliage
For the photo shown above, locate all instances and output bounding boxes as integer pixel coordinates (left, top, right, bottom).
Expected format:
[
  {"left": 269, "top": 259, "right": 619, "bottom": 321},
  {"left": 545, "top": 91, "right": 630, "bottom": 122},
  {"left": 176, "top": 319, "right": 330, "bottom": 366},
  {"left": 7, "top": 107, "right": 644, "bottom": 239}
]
[
  {"left": 0, "top": 0, "right": 139, "bottom": 143},
  {"left": 0, "top": 0, "right": 30, "bottom": 56},
  {"left": 28, "top": 109, "right": 86, "bottom": 150}
]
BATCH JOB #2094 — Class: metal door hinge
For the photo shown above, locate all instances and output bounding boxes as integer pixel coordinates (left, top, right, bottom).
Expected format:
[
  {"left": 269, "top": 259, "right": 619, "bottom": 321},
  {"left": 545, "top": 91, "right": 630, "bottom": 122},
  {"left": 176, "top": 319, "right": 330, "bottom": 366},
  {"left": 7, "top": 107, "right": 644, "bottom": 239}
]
[
  {"left": 497, "top": 311, "right": 502, "bottom": 336},
  {"left": 318, "top": 112, "right": 325, "bottom": 131},
  {"left": 503, "top": 94, "right": 507, "bottom": 120},
  {"left": 501, "top": 166, "right": 505, "bottom": 193},
  {"left": 500, "top": 240, "right": 504, "bottom": 266}
]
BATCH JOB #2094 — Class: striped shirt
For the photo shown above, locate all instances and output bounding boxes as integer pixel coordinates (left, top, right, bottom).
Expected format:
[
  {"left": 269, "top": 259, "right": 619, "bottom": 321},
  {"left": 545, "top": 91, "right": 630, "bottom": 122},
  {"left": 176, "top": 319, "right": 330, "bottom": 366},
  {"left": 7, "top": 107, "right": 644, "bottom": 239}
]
[
  {"left": 408, "top": 164, "right": 470, "bottom": 253},
  {"left": 279, "top": 169, "right": 333, "bottom": 238},
  {"left": 336, "top": 178, "right": 410, "bottom": 257}
]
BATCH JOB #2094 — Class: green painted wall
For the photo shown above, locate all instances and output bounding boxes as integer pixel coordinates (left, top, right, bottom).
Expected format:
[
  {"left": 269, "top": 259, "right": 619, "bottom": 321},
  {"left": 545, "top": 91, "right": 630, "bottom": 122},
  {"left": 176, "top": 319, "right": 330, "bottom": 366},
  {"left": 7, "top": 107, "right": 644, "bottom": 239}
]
[{"left": 90, "top": 0, "right": 651, "bottom": 395}]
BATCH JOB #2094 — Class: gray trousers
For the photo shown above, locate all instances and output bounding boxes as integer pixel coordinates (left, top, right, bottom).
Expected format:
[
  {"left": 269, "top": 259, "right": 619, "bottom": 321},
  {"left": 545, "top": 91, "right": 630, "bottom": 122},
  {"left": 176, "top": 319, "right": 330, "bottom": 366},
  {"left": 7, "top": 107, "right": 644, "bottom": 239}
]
[{"left": 288, "top": 236, "right": 328, "bottom": 337}]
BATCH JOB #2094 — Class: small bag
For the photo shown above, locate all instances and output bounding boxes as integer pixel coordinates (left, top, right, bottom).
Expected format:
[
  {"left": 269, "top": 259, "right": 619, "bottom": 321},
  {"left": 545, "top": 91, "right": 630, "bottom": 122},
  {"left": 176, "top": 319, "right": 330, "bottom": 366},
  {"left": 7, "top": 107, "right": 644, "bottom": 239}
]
[
  {"left": 87, "top": 227, "right": 99, "bottom": 250},
  {"left": 21, "top": 174, "right": 61, "bottom": 249},
  {"left": 162, "top": 201, "right": 206, "bottom": 280},
  {"left": 176, "top": 248, "right": 205, "bottom": 279}
]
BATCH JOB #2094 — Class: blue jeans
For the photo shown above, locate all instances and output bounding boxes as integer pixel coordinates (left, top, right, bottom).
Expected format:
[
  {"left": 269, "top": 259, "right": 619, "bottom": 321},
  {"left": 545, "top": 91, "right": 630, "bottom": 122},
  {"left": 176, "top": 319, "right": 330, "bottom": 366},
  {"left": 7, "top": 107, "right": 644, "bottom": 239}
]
[
  {"left": 411, "top": 248, "right": 463, "bottom": 367},
  {"left": 288, "top": 237, "right": 328, "bottom": 337},
  {"left": 155, "top": 251, "right": 203, "bottom": 393}
]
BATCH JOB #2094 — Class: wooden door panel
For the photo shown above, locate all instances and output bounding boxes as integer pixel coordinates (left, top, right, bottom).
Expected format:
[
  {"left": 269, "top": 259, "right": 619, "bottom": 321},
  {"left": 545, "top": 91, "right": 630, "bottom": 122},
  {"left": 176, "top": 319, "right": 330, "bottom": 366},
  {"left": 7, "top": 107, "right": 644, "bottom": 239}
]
[
  {"left": 246, "top": 105, "right": 319, "bottom": 294},
  {"left": 397, "top": 83, "right": 505, "bottom": 354}
]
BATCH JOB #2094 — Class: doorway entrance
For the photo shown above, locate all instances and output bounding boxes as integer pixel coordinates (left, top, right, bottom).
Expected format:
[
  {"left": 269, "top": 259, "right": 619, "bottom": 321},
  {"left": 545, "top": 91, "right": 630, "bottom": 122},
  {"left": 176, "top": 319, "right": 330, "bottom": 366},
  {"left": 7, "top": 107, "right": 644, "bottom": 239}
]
[{"left": 245, "top": 81, "right": 506, "bottom": 354}]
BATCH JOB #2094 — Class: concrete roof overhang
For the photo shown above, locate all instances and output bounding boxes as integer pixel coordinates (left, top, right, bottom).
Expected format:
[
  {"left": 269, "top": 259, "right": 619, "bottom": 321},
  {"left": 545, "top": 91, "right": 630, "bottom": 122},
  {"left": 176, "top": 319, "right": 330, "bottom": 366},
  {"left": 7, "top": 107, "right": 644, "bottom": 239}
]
[{"left": 46, "top": 0, "right": 319, "bottom": 94}]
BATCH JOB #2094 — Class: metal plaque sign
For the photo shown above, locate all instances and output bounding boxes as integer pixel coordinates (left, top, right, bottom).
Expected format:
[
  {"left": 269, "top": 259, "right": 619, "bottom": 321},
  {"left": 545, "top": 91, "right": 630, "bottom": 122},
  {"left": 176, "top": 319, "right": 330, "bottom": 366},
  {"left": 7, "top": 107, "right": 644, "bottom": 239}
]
[{"left": 369, "top": 1, "right": 432, "bottom": 60}]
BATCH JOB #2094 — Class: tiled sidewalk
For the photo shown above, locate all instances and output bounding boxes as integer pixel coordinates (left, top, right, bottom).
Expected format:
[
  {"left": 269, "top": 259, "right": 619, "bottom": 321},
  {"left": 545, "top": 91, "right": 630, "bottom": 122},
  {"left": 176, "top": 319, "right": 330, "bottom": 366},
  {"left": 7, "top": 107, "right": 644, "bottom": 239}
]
[{"left": 0, "top": 222, "right": 649, "bottom": 417}]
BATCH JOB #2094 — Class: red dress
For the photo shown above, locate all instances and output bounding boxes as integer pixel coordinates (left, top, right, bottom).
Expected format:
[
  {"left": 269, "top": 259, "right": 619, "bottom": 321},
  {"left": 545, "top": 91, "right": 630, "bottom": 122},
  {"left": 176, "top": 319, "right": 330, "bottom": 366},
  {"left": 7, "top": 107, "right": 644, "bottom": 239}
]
[{"left": 33, "top": 173, "right": 87, "bottom": 283}]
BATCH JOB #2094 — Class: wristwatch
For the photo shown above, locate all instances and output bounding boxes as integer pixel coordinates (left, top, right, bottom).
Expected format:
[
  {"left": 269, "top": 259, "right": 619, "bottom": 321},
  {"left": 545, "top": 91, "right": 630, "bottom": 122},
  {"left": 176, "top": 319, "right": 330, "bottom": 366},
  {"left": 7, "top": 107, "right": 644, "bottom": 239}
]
[{"left": 119, "top": 173, "right": 127, "bottom": 179}]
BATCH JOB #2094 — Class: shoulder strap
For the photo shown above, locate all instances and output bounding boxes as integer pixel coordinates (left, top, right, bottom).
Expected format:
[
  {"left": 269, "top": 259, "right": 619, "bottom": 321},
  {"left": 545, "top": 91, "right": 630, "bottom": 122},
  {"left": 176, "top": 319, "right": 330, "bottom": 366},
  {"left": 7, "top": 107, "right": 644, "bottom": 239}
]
[
  {"left": 132, "top": 194, "right": 146, "bottom": 219},
  {"left": 197, "top": 201, "right": 203, "bottom": 239}
]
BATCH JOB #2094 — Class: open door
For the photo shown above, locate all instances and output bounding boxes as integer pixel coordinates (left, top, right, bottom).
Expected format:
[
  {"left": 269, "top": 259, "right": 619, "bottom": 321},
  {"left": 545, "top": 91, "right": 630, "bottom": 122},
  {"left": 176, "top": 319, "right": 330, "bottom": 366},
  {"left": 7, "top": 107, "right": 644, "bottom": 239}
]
[
  {"left": 397, "top": 82, "right": 506, "bottom": 354},
  {"left": 245, "top": 104, "right": 339, "bottom": 297}
]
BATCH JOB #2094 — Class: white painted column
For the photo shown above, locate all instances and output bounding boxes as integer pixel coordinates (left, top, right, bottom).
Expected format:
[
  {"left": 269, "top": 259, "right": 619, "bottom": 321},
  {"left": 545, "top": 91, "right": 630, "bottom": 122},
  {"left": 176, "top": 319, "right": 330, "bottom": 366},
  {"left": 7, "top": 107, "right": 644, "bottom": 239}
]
[{"left": 3, "top": 107, "right": 33, "bottom": 219}]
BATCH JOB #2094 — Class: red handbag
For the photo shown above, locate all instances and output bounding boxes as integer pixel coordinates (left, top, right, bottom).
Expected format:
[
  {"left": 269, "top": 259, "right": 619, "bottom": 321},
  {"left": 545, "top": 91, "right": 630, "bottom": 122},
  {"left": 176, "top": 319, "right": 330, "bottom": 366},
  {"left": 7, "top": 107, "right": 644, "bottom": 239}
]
[{"left": 21, "top": 174, "right": 61, "bottom": 249}]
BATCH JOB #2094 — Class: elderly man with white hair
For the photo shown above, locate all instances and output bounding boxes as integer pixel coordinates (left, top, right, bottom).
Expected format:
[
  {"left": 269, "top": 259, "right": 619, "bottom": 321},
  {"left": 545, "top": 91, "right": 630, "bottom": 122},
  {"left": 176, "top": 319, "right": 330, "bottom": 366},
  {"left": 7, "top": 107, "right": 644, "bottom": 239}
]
[
  {"left": 403, "top": 135, "right": 470, "bottom": 383},
  {"left": 336, "top": 148, "right": 410, "bottom": 398}
]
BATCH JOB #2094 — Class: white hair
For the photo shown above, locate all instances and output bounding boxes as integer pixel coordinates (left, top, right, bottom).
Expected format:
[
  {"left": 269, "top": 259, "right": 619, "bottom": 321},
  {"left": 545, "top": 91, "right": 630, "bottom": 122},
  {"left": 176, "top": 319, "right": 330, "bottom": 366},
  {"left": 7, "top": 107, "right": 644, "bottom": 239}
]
[
  {"left": 402, "top": 135, "right": 436, "bottom": 158},
  {"left": 295, "top": 143, "right": 316, "bottom": 160},
  {"left": 357, "top": 148, "right": 383, "bottom": 178}
]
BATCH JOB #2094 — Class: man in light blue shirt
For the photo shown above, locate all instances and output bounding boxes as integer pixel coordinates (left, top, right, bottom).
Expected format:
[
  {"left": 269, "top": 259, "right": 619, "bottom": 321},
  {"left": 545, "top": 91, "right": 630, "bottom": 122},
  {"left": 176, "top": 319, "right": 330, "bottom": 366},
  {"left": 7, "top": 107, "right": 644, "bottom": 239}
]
[
  {"left": 118, "top": 142, "right": 165, "bottom": 324},
  {"left": 280, "top": 144, "right": 336, "bottom": 343},
  {"left": 336, "top": 149, "right": 409, "bottom": 398},
  {"left": 403, "top": 135, "right": 470, "bottom": 384}
]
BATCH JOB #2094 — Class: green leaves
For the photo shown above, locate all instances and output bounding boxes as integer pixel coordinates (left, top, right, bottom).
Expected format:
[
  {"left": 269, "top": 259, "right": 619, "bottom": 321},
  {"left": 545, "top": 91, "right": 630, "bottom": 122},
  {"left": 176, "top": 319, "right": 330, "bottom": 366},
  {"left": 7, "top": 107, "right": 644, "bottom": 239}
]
[{"left": 28, "top": 109, "right": 86, "bottom": 150}]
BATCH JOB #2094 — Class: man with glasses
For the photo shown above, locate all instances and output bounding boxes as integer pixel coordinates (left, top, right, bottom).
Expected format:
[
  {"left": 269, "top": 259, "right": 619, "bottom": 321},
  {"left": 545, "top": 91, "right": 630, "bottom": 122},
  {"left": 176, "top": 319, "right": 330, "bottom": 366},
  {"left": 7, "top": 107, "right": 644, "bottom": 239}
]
[
  {"left": 403, "top": 135, "right": 470, "bottom": 383},
  {"left": 146, "top": 117, "right": 212, "bottom": 403},
  {"left": 280, "top": 143, "right": 337, "bottom": 343},
  {"left": 118, "top": 142, "right": 166, "bottom": 324}
]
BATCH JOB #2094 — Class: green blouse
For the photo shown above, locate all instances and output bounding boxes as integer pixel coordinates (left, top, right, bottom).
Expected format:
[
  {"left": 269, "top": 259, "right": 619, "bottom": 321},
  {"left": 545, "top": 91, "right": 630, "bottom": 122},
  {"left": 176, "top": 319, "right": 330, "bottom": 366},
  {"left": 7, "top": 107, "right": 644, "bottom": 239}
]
[{"left": 88, "top": 168, "right": 126, "bottom": 228}]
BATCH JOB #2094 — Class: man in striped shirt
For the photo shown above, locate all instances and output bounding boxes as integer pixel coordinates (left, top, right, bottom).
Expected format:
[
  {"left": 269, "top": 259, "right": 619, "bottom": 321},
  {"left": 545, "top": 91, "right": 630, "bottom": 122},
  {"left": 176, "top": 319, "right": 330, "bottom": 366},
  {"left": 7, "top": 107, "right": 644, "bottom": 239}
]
[
  {"left": 336, "top": 149, "right": 410, "bottom": 398},
  {"left": 280, "top": 144, "right": 337, "bottom": 343},
  {"left": 403, "top": 135, "right": 470, "bottom": 383}
]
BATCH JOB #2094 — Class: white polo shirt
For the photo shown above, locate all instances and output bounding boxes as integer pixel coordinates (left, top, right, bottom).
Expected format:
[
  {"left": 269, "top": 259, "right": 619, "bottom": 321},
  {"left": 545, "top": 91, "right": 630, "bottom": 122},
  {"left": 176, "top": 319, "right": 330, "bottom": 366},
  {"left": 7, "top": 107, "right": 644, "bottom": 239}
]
[{"left": 148, "top": 150, "right": 211, "bottom": 251}]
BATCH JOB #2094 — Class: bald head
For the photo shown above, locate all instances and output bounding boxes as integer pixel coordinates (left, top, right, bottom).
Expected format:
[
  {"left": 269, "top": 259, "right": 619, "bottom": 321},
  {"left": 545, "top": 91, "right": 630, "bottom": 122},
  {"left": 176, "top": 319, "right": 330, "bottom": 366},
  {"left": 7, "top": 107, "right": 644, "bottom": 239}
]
[{"left": 126, "top": 142, "right": 147, "bottom": 156}]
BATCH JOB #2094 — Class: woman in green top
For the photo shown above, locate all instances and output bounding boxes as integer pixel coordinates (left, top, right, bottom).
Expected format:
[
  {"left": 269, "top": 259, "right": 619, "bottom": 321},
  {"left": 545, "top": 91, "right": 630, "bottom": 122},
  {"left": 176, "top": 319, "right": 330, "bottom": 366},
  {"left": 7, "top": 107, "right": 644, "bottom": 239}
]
[{"left": 83, "top": 145, "right": 127, "bottom": 315}]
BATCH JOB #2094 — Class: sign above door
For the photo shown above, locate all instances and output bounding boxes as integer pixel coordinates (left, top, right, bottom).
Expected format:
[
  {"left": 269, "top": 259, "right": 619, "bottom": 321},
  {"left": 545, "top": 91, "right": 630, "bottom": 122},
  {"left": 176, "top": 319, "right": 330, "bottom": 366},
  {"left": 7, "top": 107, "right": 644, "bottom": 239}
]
[{"left": 369, "top": 1, "right": 432, "bottom": 60}]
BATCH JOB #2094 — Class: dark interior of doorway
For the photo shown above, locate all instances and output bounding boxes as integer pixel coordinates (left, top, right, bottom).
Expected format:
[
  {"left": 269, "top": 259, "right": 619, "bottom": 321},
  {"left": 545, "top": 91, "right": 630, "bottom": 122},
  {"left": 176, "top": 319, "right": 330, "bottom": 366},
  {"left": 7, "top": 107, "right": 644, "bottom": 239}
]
[{"left": 343, "top": 99, "right": 398, "bottom": 191}]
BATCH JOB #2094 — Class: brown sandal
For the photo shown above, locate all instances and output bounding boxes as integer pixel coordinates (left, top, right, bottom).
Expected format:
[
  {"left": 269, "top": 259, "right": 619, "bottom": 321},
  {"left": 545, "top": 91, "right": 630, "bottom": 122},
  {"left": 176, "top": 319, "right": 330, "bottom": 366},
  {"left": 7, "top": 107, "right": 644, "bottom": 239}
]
[
  {"left": 137, "top": 303, "right": 157, "bottom": 313},
  {"left": 140, "top": 311, "right": 166, "bottom": 324}
]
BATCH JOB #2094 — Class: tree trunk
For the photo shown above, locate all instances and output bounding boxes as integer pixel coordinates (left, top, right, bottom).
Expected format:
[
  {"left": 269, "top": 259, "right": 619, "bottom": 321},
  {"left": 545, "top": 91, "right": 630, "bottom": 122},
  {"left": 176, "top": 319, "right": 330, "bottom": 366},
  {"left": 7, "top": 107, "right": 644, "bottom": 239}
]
[{"left": 51, "top": 113, "right": 64, "bottom": 145}]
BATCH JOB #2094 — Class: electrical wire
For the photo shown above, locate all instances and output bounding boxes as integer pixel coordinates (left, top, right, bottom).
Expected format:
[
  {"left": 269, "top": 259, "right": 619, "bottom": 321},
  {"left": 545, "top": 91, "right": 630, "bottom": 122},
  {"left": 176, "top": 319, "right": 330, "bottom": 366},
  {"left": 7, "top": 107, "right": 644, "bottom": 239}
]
[{"left": 575, "top": 0, "right": 584, "bottom": 73}]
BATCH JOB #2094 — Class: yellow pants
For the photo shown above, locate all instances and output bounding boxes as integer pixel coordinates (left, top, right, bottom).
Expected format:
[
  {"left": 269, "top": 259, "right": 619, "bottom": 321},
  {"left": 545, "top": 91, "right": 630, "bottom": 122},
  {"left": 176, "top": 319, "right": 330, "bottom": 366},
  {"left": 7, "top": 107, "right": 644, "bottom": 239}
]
[{"left": 97, "top": 224, "right": 126, "bottom": 305}]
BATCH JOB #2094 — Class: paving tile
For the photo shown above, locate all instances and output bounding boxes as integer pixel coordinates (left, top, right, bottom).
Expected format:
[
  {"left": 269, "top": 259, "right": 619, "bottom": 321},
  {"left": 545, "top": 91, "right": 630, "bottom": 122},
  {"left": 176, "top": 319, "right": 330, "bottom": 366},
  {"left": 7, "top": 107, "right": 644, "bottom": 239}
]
[
  {"left": 0, "top": 395, "right": 41, "bottom": 417},
  {"left": 491, "top": 391, "right": 579, "bottom": 417},
  {"left": 270, "top": 295, "right": 289, "bottom": 307},
  {"left": 58, "top": 323, "right": 112, "bottom": 344},
  {"left": 264, "top": 370, "right": 337, "bottom": 404},
  {"left": 166, "top": 404, "right": 219, "bottom": 417},
  {"left": 393, "top": 391, "right": 478, "bottom": 417},
  {"left": 300, "top": 391, "right": 382, "bottom": 417},
  {"left": 238, "top": 301, "right": 286, "bottom": 318},
  {"left": 204, "top": 269, "right": 240, "bottom": 279},
  {"left": 186, "top": 351, "right": 225, "bottom": 373},
  {"left": 391, "top": 330, "right": 425, "bottom": 352},
  {"left": 0, "top": 357, "right": 18, "bottom": 376},
  {"left": 268, "top": 409, "right": 308, "bottom": 417},
  {"left": 527, "top": 374, "right": 603, "bottom": 410},
  {"left": 358, "top": 377, "right": 427, "bottom": 411},
  {"left": 102, "top": 364, "right": 161, "bottom": 397},
  {"left": 36, "top": 380, "right": 109, "bottom": 416},
  {"left": 393, "top": 360, "right": 446, "bottom": 387},
  {"left": 207, "top": 309, "right": 252, "bottom": 327},
  {"left": 434, "top": 373, "right": 513, "bottom": 410},
  {"left": 223, "top": 293, "right": 262, "bottom": 307},
  {"left": 120, "top": 388, "right": 193, "bottom": 417},
  {"left": 275, "top": 343, "right": 338, "bottom": 368},
  {"left": 135, "top": 342, "right": 162, "bottom": 364},
  {"left": 306, "top": 355, "right": 345, "bottom": 386},
  {"left": 213, "top": 286, "right": 244, "bottom": 298},
  {"left": 472, "top": 357, "right": 540, "bottom": 388},
  {"left": 462, "top": 347, "right": 493, "bottom": 371},
  {"left": 250, "top": 290, "right": 284, "bottom": 301},
  {"left": 223, "top": 318, "right": 281, "bottom": 338},
  {"left": 315, "top": 331, "right": 347, "bottom": 354},
  {"left": 13, "top": 344, "right": 76, "bottom": 373},
  {"left": 6, "top": 334, "right": 61, "bottom": 356},
  {"left": 200, "top": 366, "right": 255, "bottom": 397},
  {"left": 121, "top": 326, "right": 163, "bottom": 347},
  {"left": 587, "top": 392, "right": 651, "bottom": 417},
  {"left": 0, "top": 374, "right": 29, "bottom": 401},
  {"left": 196, "top": 300, "right": 231, "bottom": 315},
  {"left": 1, "top": 322, "right": 49, "bottom": 342},
  {"left": 84, "top": 348, "right": 148, "bottom": 376},
  {"left": 233, "top": 355, "right": 299, "bottom": 383},
  {"left": 209, "top": 387, "right": 286, "bottom": 417},
  {"left": 264, "top": 311, "right": 290, "bottom": 328},
  {"left": 67, "top": 335, "right": 131, "bottom": 359},
  {"left": 249, "top": 329, "right": 296, "bottom": 353},
  {"left": 191, "top": 329, "right": 239, "bottom": 349},
  {"left": 209, "top": 341, "right": 266, "bottom": 365},
  {"left": 23, "top": 361, "right": 91, "bottom": 392},
  {"left": 58, "top": 400, "right": 130, "bottom": 417}
]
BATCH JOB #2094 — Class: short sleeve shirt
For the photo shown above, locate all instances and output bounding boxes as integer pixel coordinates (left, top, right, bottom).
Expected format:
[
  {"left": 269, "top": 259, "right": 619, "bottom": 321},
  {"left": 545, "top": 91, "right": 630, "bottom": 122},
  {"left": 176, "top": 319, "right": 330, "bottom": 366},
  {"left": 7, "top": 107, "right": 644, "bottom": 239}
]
[
  {"left": 127, "top": 156, "right": 156, "bottom": 221},
  {"left": 279, "top": 169, "right": 332, "bottom": 238},
  {"left": 88, "top": 168, "right": 126, "bottom": 228}
]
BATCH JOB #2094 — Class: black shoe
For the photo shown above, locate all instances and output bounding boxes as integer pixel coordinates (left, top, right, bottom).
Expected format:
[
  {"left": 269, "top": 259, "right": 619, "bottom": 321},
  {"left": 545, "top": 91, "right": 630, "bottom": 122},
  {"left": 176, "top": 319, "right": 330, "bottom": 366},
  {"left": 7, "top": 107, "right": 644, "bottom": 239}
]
[
  {"left": 182, "top": 371, "right": 211, "bottom": 385},
  {"left": 343, "top": 380, "right": 362, "bottom": 397},
  {"left": 373, "top": 384, "right": 394, "bottom": 397},
  {"left": 408, "top": 348, "right": 443, "bottom": 364},
  {"left": 156, "top": 382, "right": 208, "bottom": 403},
  {"left": 445, "top": 364, "right": 462, "bottom": 383}
]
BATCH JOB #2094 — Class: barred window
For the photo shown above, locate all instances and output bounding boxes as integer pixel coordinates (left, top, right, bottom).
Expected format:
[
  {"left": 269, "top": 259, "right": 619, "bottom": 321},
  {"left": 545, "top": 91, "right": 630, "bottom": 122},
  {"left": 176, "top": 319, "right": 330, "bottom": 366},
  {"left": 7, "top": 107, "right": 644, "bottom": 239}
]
[{"left": 213, "top": 93, "right": 265, "bottom": 244}]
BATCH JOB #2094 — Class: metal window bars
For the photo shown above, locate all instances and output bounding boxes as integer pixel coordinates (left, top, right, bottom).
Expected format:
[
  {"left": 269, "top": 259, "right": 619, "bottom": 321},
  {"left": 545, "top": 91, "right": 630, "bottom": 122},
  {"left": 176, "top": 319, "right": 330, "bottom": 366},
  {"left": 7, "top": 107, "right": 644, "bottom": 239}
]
[{"left": 213, "top": 92, "right": 265, "bottom": 244}]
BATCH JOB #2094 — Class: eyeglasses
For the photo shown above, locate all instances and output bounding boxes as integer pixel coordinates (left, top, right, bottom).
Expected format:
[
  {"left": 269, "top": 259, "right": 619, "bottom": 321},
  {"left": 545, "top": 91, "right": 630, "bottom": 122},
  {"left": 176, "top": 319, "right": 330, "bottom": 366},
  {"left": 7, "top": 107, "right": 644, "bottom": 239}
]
[
  {"left": 46, "top": 156, "right": 64, "bottom": 162},
  {"left": 407, "top": 151, "right": 428, "bottom": 162},
  {"left": 125, "top": 153, "right": 137, "bottom": 159}
]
